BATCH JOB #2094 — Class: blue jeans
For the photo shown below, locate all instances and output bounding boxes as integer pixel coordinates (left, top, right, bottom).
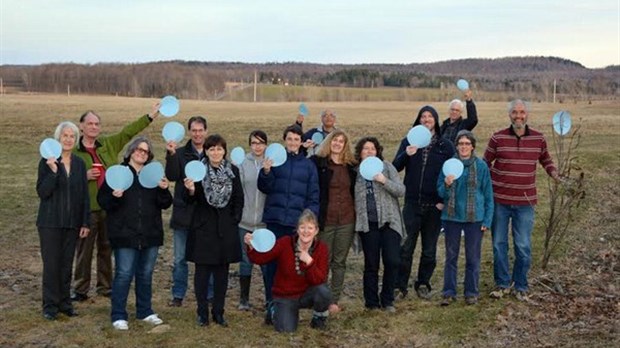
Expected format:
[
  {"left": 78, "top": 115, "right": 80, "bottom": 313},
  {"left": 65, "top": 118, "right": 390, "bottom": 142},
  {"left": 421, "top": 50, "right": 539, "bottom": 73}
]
[
  {"left": 171, "top": 229, "right": 188, "bottom": 300},
  {"left": 396, "top": 202, "right": 442, "bottom": 292},
  {"left": 111, "top": 247, "right": 159, "bottom": 322},
  {"left": 491, "top": 203, "right": 535, "bottom": 292},
  {"left": 442, "top": 221, "right": 483, "bottom": 298},
  {"left": 239, "top": 227, "right": 269, "bottom": 301}
]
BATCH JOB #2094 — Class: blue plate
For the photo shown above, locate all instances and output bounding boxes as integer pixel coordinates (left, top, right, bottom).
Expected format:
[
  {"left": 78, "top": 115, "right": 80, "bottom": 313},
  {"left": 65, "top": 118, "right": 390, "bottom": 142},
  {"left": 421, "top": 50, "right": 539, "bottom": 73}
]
[
  {"left": 407, "top": 125, "right": 432, "bottom": 148},
  {"left": 106, "top": 165, "right": 134, "bottom": 191},
  {"left": 138, "top": 161, "right": 164, "bottom": 188},
  {"left": 230, "top": 147, "right": 245, "bottom": 165},
  {"left": 265, "top": 143, "right": 287, "bottom": 167},
  {"left": 162, "top": 121, "right": 185, "bottom": 143},
  {"left": 457, "top": 79, "right": 469, "bottom": 91},
  {"left": 185, "top": 160, "right": 206, "bottom": 182},
  {"left": 311, "top": 132, "right": 324, "bottom": 145},
  {"left": 39, "top": 138, "right": 62, "bottom": 159},
  {"left": 298, "top": 103, "right": 309, "bottom": 116},
  {"left": 360, "top": 156, "right": 384, "bottom": 181},
  {"left": 251, "top": 228, "right": 276, "bottom": 253},
  {"left": 160, "top": 95, "right": 180, "bottom": 117},
  {"left": 442, "top": 158, "right": 464, "bottom": 180},
  {"left": 552, "top": 111, "right": 572, "bottom": 136}
]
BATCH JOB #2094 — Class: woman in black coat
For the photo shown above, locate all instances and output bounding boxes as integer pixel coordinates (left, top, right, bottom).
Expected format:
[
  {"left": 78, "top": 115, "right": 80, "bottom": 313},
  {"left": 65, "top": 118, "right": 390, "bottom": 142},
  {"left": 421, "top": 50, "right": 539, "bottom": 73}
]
[
  {"left": 183, "top": 134, "right": 244, "bottom": 327},
  {"left": 97, "top": 136, "right": 172, "bottom": 331},
  {"left": 36, "top": 121, "right": 90, "bottom": 320}
]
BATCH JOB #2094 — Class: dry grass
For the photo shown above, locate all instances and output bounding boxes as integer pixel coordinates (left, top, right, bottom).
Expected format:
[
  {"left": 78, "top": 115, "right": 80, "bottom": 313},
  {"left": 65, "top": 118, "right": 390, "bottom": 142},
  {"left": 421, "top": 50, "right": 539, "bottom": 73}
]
[{"left": 0, "top": 94, "right": 618, "bottom": 347}]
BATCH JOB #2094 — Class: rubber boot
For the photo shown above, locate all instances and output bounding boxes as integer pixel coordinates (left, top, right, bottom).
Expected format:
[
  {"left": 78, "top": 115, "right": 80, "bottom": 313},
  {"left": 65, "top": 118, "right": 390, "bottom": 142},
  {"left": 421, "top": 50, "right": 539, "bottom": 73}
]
[{"left": 238, "top": 275, "right": 251, "bottom": 311}]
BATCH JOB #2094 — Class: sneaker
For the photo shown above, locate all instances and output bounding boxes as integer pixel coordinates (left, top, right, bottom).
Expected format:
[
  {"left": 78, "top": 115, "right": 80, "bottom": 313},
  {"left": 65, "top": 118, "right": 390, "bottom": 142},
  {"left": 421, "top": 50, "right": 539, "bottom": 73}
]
[
  {"left": 465, "top": 296, "right": 478, "bottom": 305},
  {"left": 168, "top": 298, "right": 183, "bottom": 307},
  {"left": 416, "top": 286, "right": 432, "bottom": 300},
  {"left": 70, "top": 292, "right": 88, "bottom": 302},
  {"left": 383, "top": 305, "right": 396, "bottom": 313},
  {"left": 142, "top": 314, "right": 163, "bottom": 325},
  {"left": 489, "top": 287, "right": 511, "bottom": 299},
  {"left": 310, "top": 315, "right": 327, "bottom": 330},
  {"left": 112, "top": 320, "right": 129, "bottom": 331},
  {"left": 264, "top": 307, "right": 274, "bottom": 326},
  {"left": 513, "top": 290, "right": 529, "bottom": 302},
  {"left": 440, "top": 296, "right": 456, "bottom": 306}
]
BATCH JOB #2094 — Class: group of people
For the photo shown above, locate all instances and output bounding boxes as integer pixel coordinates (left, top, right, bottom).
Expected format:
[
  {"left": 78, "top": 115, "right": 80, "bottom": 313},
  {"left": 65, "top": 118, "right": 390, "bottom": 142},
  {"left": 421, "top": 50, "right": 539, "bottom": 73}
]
[{"left": 36, "top": 90, "right": 559, "bottom": 333}]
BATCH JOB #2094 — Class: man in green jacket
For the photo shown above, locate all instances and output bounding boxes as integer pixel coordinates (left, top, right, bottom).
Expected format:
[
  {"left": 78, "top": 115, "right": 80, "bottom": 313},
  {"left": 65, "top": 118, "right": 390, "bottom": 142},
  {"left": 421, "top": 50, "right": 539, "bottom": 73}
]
[{"left": 71, "top": 104, "right": 160, "bottom": 301}]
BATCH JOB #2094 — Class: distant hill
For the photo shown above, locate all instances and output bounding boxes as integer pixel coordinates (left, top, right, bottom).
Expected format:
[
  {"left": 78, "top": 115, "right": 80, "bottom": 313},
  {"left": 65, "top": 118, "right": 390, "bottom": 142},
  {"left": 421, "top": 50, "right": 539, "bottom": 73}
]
[{"left": 1, "top": 56, "right": 618, "bottom": 101}]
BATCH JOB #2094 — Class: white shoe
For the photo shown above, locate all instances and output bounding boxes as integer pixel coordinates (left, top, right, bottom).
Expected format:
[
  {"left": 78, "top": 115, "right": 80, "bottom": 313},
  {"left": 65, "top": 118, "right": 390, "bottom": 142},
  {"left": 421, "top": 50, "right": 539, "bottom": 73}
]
[
  {"left": 112, "top": 320, "right": 129, "bottom": 330},
  {"left": 142, "top": 314, "right": 163, "bottom": 325}
]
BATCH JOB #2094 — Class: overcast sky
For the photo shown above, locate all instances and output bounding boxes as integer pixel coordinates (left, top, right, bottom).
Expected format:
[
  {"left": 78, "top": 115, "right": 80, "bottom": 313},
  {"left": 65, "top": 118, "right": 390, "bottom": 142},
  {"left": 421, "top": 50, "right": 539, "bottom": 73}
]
[{"left": 2, "top": 0, "right": 618, "bottom": 68}]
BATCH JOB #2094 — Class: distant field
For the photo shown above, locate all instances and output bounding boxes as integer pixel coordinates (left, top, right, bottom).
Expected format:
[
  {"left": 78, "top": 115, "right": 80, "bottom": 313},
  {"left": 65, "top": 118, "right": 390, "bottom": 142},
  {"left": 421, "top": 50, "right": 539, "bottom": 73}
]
[{"left": 0, "top": 94, "right": 618, "bottom": 347}]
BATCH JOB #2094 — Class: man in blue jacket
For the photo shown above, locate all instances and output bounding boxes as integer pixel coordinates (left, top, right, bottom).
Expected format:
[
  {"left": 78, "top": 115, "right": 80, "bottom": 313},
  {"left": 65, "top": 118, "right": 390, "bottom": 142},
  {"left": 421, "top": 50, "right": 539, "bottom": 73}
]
[{"left": 393, "top": 105, "right": 455, "bottom": 300}]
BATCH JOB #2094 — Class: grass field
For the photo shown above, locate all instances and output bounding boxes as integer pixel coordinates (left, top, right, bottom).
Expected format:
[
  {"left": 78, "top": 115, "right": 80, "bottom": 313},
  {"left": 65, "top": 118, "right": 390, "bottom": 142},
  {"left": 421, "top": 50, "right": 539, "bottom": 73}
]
[{"left": 0, "top": 94, "right": 618, "bottom": 347}]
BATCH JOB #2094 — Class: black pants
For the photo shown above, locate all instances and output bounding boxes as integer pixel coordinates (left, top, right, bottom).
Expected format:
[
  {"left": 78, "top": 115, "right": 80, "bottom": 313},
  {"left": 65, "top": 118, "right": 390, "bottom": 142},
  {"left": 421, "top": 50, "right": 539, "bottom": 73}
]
[
  {"left": 272, "top": 284, "right": 331, "bottom": 333},
  {"left": 359, "top": 222, "right": 401, "bottom": 308},
  {"left": 194, "top": 263, "right": 229, "bottom": 319},
  {"left": 396, "top": 202, "right": 442, "bottom": 291},
  {"left": 38, "top": 227, "right": 78, "bottom": 315}
]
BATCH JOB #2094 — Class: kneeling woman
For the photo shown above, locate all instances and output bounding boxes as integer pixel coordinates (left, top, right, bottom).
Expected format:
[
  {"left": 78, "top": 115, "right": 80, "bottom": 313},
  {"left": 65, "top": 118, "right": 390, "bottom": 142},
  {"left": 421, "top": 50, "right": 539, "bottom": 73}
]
[
  {"left": 245, "top": 210, "right": 331, "bottom": 332},
  {"left": 98, "top": 136, "right": 173, "bottom": 330}
]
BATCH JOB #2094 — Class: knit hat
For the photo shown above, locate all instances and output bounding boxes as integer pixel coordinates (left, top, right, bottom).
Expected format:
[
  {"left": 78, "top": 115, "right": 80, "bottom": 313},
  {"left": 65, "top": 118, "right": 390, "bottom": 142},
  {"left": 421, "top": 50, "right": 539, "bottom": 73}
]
[{"left": 455, "top": 130, "right": 476, "bottom": 149}]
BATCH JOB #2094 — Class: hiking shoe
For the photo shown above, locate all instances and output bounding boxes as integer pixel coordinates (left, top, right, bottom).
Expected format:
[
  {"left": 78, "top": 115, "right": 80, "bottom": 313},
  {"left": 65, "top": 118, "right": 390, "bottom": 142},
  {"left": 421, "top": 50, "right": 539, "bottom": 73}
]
[
  {"left": 238, "top": 299, "right": 251, "bottom": 311},
  {"left": 142, "top": 314, "right": 163, "bottom": 325},
  {"left": 513, "top": 290, "right": 529, "bottom": 302},
  {"left": 465, "top": 296, "right": 478, "bottom": 305},
  {"left": 489, "top": 287, "right": 511, "bottom": 299},
  {"left": 310, "top": 315, "right": 327, "bottom": 330},
  {"left": 416, "top": 286, "right": 432, "bottom": 300},
  {"left": 168, "top": 298, "right": 183, "bottom": 307},
  {"left": 383, "top": 305, "right": 396, "bottom": 313},
  {"left": 440, "top": 296, "right": 456, "bottom": 306},
  {"left": 112, "top": 320, "right": 129, "bottom": 331},
  {"left": 264, "top": 306, "right": 274, "bottom": 326}
]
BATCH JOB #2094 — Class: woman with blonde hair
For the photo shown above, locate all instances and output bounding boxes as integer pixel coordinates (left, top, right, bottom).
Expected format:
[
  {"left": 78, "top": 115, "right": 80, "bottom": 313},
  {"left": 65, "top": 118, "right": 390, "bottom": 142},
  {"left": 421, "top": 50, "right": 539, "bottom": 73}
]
[{"left": 310, "top": 129, "right": 357, "bottom": 312}]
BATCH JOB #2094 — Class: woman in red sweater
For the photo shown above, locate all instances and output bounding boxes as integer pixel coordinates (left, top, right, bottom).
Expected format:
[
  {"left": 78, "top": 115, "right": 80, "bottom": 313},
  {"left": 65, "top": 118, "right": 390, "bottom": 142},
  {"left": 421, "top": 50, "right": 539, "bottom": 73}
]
[{"left": 245, "top": 209, "right": 331, "bottom": 332}]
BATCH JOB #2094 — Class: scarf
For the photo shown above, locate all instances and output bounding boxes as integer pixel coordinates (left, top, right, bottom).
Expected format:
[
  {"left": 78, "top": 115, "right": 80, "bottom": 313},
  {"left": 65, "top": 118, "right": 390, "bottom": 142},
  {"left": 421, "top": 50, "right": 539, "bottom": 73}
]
[
  {"left": 447, "top": 155, "right": 477, "bottom": 222},
  {"left": 202, "top": 159, "right": 235, "bottom": 208}
]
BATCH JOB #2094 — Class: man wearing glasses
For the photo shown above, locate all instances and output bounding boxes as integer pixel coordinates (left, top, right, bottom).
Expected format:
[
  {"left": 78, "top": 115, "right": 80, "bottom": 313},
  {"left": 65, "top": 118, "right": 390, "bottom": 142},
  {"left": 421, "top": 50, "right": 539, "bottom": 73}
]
[
  {"left": 440, "top": 89, "right": 478, "bottom": 144},
  {"left": 296, "top": 109, "right": 338, "bottom": 156}
]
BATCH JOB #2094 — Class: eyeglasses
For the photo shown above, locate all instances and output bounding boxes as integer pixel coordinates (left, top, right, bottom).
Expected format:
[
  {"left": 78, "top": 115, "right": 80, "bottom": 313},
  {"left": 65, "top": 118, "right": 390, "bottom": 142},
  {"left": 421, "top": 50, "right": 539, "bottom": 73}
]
[
  {"left": 135, "top": 147, "right": 150, "bottom": 155},
  {"left": 250, "top": 141, "right": 266, "bottom": 146},
  {"left": 457, "top": 142, "right": 472, "bottom": 146},
  {"left": 450, "top": 108, "right": 462, "bottom": 112},
  {"left": 322, "top": 113, "right": 335, "bottom": 118}
]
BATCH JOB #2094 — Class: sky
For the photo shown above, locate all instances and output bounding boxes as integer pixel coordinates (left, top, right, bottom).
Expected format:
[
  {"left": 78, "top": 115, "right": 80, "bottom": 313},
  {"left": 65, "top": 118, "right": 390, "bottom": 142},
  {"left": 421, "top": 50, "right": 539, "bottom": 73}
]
[{"left": 1, "top": 0, "right": 618, "bottom": 68}]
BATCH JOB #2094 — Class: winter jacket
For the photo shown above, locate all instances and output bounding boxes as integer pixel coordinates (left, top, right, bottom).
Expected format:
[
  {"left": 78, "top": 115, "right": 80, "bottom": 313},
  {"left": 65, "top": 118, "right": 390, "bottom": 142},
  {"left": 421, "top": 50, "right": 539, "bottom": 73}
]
[
  {"left": 185, "top": 164, "right": 244, "bottom": 265},
  {"left": 437, "top": 156, "right": 494, "bottom": 227},
  {"left": 310, "top": 155, "right": 356, "bottom": 230},
  {"left": 165, "top": 140, "right": 203, "bottom": 230},
  {"left": 97, "top": 163, "right": 173, "bottom": 249},
  {"left": 74, "top": 114, "right": 152, "bottom": 211},
  {"left": 239, "top": 153, "right": 267, "bottom": 231},
  {"left": 440, "top": 99, "right": 478, "bottom": 144},
  {"left": 393, "top": 106, "right": 455, "bottom": 204},
  {"left": 354, "top": 160, "right": 406, "bottom": 238},
  {"left": 36, "top": 155, "right": 90, "bottom": 229},
  {"left": 258, "top": 151, "right": 319, "bottom": 228}
]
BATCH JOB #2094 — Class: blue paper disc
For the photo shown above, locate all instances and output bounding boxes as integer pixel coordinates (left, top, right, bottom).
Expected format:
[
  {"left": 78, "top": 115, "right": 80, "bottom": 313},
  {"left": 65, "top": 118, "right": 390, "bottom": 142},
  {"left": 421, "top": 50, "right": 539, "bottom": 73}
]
[
  {"left": 442, "top": 158, "right": 465, "bottom": 180},
  {"left": 159, "top": 95, "right": 180, "bottom": 117},
  {"left": 407, "top": 125, "right": 432, "bottom": 148},
  {"left": 552, "top": 111, "right": 572, "bottom": 136},
  {"left": 230, "top": 147, "right": 245, "bottom": 165},
  {"left": 138, "top": 161, "right": 164, "bottom": 189},
  {"left": 106, "top": 165, "right": 134, "bottom": 191},
  {"left": 311, "top": 132, "right": 324, "bottom": 145},
  {"left": 251, "top": 228, "right": 276, "bottom": 253},
  {"left": 265, "top": 143, "right": 287, "bottom": 167},
  {"left": 39, "top": 138, "right": 62, "bottom": 159},
  {"left": 360, "top": 156, "right": 384, "bottom": 181},
  {"left": 162, "top": 121, "right": 185, "bottom": 143},
  {"left": 457, "top": 79, "right": 469, "bottom": 91},
  {"left": 298, "top": 103, "right": 309, "bottom": 116},
  {"left": 185, "top": 160, "right": 206, "bottom": 182}
]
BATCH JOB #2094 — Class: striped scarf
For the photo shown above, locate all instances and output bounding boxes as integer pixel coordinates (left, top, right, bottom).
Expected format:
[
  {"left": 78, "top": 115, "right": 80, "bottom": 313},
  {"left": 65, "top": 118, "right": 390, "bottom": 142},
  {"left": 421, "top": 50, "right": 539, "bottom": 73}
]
[{"left": 447, "top": 156, "right": 477, "bottom": 222}]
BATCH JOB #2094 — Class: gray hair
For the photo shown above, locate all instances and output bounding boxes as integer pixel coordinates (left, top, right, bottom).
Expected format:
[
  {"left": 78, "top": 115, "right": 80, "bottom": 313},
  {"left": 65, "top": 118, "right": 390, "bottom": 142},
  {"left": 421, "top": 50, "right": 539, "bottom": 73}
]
[
  {"left": 449, "top": 99, "right": 464, "bottom": 111},
  {"left": 320, "top": 109, "right": 337, "bottom": 118},
  {"left": 508, "top": 99, "right": 530, "bottom": 114},
  {"left": 54, "top": 121, "right": 80, "bottom": 149},
  {"left": 123, "top": 136, "right": 154, "bottom": 163}
]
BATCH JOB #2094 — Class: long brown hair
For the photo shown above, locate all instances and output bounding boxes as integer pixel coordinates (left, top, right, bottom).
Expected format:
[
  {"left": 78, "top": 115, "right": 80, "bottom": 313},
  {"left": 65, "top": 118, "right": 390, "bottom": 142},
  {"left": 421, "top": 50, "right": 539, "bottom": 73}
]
[{"left": 316, "top": 129, "right": 357, "bottom": 165}]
